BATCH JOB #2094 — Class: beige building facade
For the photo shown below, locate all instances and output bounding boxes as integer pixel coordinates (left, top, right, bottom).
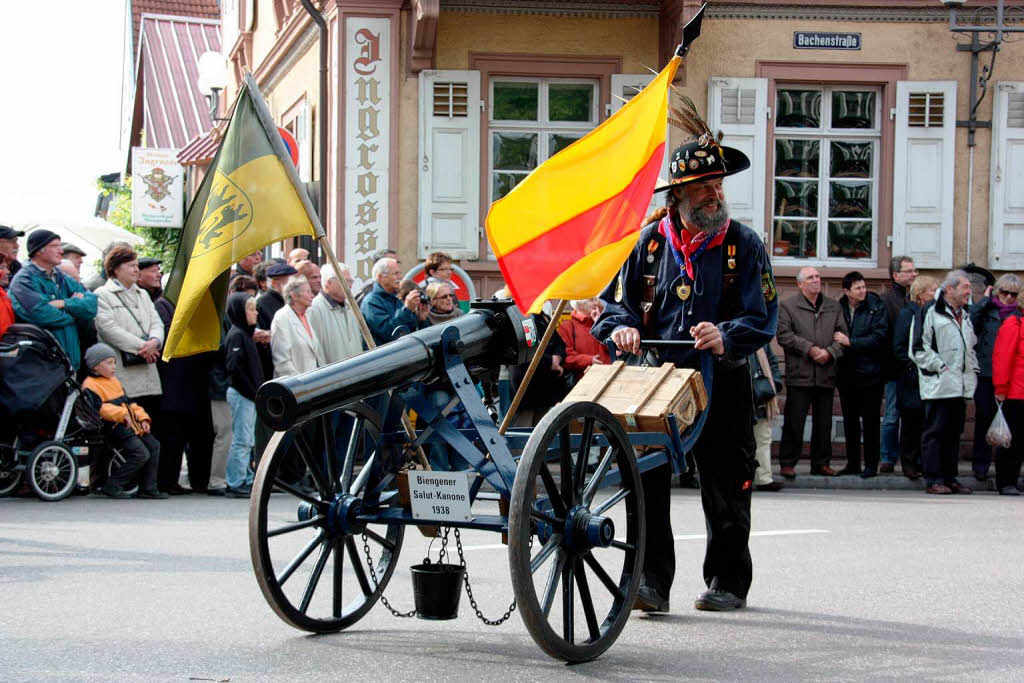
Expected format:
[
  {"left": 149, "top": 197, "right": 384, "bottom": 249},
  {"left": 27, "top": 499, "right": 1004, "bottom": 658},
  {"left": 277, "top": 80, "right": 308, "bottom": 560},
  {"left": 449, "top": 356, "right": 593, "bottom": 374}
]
[{"left": 222, "top": 0, "right": 1024, "bottom": 295}]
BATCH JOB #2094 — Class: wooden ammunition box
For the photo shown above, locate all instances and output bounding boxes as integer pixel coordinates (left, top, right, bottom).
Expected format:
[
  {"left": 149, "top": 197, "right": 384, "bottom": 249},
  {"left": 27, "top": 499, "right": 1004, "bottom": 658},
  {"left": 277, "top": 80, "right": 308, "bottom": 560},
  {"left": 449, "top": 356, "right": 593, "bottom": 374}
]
[{"left": 563, "top": 361, "right": 707, "bottom": 435}]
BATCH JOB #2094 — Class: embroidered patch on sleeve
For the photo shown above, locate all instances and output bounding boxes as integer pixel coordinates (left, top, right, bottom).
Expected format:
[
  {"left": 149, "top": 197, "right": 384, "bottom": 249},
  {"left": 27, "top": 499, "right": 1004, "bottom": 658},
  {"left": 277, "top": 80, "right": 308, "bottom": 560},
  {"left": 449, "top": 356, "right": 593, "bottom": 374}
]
[{"left": 761, "top": 271, "right": 777, "bottom": 302}]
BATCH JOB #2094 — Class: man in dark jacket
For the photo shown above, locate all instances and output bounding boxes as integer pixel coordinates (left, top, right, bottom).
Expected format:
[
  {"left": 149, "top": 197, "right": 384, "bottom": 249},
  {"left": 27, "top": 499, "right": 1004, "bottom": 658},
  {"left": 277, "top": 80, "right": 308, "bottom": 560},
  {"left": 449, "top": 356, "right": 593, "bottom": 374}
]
[
  {"left": 253, "top": 261, "right": 295, "bottom": 461},
  {"left": 153, "top": 297, "right": 215, "bottom": 493},
  {"left": 360, "top": 257, "right": 428, "bottom": 346},
  {"left": 879, "top": 255, "right": 916, "bottom": 472},
  {"left": 776, "top": 267, "right": 847, "bottom": 478},
  {"left": 834, "top": 271, "right": 889, "bottom": 477},
  {"left": 595, "top": 134, "right": 777, "bottom": 614}
]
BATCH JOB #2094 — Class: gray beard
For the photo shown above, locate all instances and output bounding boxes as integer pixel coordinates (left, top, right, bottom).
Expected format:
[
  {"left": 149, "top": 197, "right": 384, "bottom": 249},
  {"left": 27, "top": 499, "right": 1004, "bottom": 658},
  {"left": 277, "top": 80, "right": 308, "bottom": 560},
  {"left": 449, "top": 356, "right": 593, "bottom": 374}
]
[{"left": 679, "top": 196, "right": 730, "bottom": 233}]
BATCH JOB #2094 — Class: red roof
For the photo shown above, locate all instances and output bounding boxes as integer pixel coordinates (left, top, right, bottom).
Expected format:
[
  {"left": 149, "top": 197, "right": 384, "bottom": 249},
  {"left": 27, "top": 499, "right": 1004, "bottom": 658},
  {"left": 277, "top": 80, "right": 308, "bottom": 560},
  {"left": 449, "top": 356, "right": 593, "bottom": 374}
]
[
  {"left": 177, "top": 129, "right": 221, "bottom": 166},
  {"left": 132, "top": 0, "right": 219, "bottom": 51},
  {"left": 137, "top": 14, "right": 221, "bottom": 150}
]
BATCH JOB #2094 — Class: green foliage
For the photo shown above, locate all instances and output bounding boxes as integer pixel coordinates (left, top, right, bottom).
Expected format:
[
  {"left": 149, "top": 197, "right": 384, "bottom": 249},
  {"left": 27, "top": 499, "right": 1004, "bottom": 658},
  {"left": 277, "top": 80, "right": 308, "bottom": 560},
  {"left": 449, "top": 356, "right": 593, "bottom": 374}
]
[{"left": 97, "top": 175, "right": 180, "bottom": 265}]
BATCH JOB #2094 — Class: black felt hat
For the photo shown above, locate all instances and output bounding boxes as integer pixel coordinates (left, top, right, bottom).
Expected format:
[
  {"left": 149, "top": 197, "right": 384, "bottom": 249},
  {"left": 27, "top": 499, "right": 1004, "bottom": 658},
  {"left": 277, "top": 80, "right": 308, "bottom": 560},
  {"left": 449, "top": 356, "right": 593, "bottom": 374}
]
[
  {"left": 653, "top": 139, "right": 751, "bottom": 193},
  {"left": 138, "top": 257, "right": 162, "bottom": 270},
  {"left": 266, "top": 262, "right": 298, "bottom": 278}
]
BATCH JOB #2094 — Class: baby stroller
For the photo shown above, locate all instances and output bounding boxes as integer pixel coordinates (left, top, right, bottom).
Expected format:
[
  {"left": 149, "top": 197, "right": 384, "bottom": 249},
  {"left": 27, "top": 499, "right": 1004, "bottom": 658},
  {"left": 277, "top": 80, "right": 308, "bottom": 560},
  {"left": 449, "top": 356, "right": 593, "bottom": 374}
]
[{"left": 0, "top": 324, "right": 105, "bottom": 501}]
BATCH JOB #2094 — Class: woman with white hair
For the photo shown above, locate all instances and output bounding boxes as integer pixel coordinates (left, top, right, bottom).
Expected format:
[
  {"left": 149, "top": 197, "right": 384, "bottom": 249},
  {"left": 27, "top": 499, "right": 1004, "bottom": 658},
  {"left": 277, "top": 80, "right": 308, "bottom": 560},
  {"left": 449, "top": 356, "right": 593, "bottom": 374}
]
[{"left": 270, "top": 275, "right": 325, "bottom": 377}]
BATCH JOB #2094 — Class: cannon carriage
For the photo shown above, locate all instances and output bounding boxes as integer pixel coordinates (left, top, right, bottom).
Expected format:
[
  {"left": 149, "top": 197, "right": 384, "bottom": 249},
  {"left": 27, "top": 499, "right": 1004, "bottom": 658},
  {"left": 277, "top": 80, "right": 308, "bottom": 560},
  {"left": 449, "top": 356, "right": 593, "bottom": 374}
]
[{"left": 249, "top": 299, "right": 705, "bottom": 662}]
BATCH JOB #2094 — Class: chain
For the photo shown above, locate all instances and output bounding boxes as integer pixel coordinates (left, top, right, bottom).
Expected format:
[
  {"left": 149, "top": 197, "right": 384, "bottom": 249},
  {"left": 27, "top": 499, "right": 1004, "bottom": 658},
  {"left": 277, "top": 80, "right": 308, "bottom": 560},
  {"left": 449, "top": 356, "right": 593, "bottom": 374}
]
[
  {"left": 452, "top": 527, "right": 527, "bottom": 627},
  {"left": 361, "top": 532, "right": 416, "bottom": 618}
]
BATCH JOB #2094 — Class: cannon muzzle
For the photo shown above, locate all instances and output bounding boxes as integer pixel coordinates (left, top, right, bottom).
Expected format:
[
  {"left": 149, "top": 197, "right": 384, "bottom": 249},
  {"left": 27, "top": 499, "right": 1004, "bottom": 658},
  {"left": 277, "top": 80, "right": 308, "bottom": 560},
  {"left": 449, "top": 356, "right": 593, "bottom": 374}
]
[{"left": 256, "top": 300, "right": 535, "bottom": 431}]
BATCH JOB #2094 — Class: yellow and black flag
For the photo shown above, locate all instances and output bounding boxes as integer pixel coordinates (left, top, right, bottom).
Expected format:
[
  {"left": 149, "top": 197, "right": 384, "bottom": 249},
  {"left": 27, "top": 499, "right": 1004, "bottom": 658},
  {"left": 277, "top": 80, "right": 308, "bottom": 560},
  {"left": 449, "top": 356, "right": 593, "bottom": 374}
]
[{"left": 162, "top": 74, "right": 320, "bottom": 359}]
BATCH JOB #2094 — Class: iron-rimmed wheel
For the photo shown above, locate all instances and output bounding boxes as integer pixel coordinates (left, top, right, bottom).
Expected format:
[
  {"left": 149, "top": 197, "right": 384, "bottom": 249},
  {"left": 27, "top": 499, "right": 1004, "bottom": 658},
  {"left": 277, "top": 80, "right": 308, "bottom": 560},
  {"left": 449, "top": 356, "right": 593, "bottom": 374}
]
[
  {"left": 27, "top": 441, "right": 78, "bottom": 502},
  {"left": 249, "top": 401, "right": 405, "bottom": 633},
  {"left": 508, "top": 401, "right": 645, "bottom": 663}
]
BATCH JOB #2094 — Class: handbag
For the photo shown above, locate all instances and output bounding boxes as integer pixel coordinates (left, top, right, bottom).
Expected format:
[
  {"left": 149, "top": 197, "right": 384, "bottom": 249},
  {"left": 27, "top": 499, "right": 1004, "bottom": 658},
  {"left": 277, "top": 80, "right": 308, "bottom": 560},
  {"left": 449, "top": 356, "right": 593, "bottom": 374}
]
[
  {"left": 751, "top": 348, "right": 777, "bottom": 406},
  {"left": 113, "top": 291, "right": 152, "bottom": 366}
]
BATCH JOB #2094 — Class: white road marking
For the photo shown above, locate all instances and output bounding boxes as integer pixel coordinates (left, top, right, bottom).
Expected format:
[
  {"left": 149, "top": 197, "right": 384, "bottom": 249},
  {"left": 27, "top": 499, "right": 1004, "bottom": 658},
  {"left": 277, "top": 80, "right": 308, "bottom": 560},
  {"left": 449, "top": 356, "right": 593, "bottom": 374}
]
[{"left": 458, "top": 528, "right": 830, "bottom": 552}]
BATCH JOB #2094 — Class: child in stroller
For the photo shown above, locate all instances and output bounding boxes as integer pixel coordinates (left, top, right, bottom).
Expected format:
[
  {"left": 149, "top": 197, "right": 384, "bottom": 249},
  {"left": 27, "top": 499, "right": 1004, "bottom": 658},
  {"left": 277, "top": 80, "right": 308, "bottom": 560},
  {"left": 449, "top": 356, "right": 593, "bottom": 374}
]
[
  {"left": 0, "top": 324, "right": 105, "bottom": 501},
  {"left": 81, "top": 343, "right": 167, "bottom": 499}
]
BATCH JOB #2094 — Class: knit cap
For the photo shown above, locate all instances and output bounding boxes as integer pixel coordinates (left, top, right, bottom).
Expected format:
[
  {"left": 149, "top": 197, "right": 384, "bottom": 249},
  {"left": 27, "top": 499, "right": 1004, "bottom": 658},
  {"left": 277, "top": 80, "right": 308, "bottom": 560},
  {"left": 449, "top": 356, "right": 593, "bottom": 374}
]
[{"left": 84, "top": 343, "right": 117, "bottom": 370}]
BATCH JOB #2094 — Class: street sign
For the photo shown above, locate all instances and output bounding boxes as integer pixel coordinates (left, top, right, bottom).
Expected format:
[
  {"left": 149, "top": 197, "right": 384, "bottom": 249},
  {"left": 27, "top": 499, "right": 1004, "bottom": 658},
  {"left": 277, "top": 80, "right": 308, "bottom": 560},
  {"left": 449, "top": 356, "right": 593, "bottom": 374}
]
[
  {"left": 277, "top": 127, "right": 300, "bottom": 167},
  {"left": 793, "top": 31, "right": 861, "bottom": 50}
]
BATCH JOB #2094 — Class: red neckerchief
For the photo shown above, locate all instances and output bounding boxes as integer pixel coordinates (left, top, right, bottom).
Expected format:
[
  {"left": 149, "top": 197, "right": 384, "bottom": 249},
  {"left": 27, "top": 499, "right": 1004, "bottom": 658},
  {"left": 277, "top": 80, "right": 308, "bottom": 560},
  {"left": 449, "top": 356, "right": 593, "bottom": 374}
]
[{"left": 658, "top": 213, "right": 728, "bottom": 279}]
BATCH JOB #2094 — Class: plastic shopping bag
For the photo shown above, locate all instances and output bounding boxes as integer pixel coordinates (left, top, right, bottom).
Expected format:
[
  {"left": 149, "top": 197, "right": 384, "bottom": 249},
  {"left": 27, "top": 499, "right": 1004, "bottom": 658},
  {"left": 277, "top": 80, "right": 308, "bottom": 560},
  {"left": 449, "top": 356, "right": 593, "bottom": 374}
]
[{"left": 986, "top": 402, "right": 1012, "bottom": 448}]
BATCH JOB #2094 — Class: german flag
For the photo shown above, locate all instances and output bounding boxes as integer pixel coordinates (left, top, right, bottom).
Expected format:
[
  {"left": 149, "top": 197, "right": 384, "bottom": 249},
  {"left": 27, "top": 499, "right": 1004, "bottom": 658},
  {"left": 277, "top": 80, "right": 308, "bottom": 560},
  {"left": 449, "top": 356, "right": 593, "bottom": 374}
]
[
  {"left": 485, "top": 55, "right": 681, "bottom": 314},
  {"left": 162, "top": 74, "right": 320, "bottom": 359}
]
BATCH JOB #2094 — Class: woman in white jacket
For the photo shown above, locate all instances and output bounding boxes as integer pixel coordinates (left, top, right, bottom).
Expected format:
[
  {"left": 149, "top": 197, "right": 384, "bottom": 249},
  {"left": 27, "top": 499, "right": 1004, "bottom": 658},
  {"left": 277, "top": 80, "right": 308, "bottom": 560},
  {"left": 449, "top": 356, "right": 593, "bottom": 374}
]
[
  {"left": 94, "top": 246, "right": 164, "bottom": 414},
  {"left": 270, "top": 275, "right": 325, "bottom": 377}
]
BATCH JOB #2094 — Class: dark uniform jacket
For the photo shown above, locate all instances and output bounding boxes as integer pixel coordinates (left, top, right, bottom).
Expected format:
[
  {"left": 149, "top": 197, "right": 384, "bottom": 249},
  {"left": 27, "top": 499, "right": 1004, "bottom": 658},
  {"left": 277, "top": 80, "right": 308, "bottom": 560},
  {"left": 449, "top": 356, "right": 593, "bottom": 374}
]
[
  {"left": 970, "top": 296, "right": 1005, "bottom": 379},
  {"left": 593, "top": 219, "right": 778, "bottom": 372},
  {"left": 892, "top": 303, "right": 922, "bottom": 410},
  {"left": 255, "top": 288, "right": 284, "bottom": 380},
  {"left": 837, "top": 291, "right": 889, "bottom": 388},
  {"left": 777, "top": 292, "right": 847, "bottom": 388}
]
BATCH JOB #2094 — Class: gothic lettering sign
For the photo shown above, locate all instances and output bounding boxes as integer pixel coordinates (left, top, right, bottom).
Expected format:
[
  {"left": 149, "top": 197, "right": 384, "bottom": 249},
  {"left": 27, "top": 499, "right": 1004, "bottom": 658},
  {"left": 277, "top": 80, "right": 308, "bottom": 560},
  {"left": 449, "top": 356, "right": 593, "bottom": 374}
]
[
  {"left": 131, "top": 147, "right": 184, "bottom": 228},
  {"left": 345, "top": 18, "right": 391, "bottom": 286}
]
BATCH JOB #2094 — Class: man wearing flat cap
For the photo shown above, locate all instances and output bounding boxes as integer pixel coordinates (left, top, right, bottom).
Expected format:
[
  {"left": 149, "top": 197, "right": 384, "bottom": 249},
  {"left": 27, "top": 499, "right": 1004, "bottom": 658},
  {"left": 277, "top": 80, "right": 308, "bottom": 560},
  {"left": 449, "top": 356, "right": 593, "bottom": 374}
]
[
  {"left": 253, "top": 261, "right": 297, "bottom": 459},
  {"left": 8, "top": 229, "right": 97, "bottom": 370},
  {"left": 0, "top": 225, "right": 26, "bottom": 279},
  {"left": 61, "top": 243, "right": 87, "bottom": 271},
  {"left": 137, "top": 257, "right": 163, "bottom": 302},
  {"left": 594, "top": 105, "right": 778, "bottom": 614}
]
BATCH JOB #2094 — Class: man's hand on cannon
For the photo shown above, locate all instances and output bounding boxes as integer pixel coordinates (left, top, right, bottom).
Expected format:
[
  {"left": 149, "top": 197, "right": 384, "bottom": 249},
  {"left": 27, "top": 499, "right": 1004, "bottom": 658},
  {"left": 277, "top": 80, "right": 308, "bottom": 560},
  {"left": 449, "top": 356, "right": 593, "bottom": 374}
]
[
  {"left": 611, "top": 326, "right": 642, "bottom": 355},
  {"left": 690, "top": 321, "right": 724, "bottom": 356}
]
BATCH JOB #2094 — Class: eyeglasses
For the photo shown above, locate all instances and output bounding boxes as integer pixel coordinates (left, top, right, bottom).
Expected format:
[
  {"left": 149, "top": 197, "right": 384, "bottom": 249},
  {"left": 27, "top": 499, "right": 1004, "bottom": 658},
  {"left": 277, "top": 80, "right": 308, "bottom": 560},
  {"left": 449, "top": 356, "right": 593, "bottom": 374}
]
[
  {"left": 1000, "top": 290, "right": 1019, "bottom": 298},
  {"left": 434, "top": 294, "right": 454, "bottom": 300}
]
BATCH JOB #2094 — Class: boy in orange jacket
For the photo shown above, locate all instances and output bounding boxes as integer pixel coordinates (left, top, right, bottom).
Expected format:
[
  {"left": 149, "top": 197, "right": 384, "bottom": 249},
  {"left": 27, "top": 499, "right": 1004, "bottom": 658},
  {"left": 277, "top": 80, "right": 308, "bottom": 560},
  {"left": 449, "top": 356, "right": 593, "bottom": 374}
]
[{"left": 81, "top": 343, "right": 167, "bottom": 499}]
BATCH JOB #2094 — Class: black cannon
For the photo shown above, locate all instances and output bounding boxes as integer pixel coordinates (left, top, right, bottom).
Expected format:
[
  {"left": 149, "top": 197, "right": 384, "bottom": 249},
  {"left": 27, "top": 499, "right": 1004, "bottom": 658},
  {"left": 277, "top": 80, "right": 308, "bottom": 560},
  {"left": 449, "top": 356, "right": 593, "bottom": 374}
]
[{"left": 247, "top": 299, "right": 694, "bottom": 663}]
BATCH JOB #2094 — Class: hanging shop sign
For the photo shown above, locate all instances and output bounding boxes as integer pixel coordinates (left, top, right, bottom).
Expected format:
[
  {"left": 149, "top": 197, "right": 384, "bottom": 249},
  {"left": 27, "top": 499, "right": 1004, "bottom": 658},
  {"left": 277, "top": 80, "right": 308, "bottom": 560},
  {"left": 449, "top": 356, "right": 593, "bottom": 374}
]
[{"left": 131, "top": 147, "right": 184, "bottom": 228}]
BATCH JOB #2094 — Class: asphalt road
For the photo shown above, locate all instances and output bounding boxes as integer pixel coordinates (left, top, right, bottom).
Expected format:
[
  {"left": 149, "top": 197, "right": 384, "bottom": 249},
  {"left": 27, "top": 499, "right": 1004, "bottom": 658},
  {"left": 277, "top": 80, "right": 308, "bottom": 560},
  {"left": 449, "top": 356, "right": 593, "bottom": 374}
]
[{"left": 2, "top": 489, "right": 1022, "bottom": 681}]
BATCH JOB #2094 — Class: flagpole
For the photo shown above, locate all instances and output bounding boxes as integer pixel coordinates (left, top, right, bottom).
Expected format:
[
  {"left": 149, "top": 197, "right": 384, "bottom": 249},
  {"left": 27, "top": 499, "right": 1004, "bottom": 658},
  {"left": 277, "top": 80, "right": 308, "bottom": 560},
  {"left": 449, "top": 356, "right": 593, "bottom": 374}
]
[{"left": 498, "top": 298, "right": 568, "bottom": 435}]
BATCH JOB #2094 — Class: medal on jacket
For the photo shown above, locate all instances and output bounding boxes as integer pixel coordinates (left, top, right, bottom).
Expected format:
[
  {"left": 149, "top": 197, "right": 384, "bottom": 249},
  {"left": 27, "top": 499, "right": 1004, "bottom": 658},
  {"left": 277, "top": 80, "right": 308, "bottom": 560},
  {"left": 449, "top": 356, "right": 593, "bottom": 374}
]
[
  {"left": 676, "top": 282, "right": 691, "bottom": 301},
  {"left": 727, "top": 244, "right": 737, "bottom": 270},
  {"left": 614, "top": 274, "right": 623, "bottom": 302}
]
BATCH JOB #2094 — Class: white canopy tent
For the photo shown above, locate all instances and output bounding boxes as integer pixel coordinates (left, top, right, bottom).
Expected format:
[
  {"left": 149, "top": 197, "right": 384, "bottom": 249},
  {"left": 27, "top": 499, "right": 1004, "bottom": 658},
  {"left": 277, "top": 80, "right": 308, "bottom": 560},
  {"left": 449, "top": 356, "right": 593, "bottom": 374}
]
[{"left": 4, "top": 215, "right": 145, "bottom": 282}]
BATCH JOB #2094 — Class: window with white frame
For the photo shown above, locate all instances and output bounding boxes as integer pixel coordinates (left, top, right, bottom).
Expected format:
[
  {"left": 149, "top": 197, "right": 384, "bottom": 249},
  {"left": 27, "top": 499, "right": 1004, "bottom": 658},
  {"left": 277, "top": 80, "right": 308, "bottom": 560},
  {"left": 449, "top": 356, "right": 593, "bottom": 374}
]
[
  {"left": 489, "top": 78, "right": 599, "bottom": 204},
  {"left": 772, "top": 85, "right": 880, "bottom": 263}
]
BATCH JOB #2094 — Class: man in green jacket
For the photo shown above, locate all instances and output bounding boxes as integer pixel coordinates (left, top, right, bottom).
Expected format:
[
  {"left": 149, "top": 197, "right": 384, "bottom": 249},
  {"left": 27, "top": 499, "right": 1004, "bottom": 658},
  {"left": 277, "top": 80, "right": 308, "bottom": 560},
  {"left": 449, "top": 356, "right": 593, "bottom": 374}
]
[{"left": 8, "top": 230, "right": 97, "bottom": 370}]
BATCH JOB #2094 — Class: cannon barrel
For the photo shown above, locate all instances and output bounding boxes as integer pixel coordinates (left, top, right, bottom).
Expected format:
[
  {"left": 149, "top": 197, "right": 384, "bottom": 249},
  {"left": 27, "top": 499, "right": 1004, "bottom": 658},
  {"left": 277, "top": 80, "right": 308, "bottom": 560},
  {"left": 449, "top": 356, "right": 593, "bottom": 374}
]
[{"left": 256, "top": 301, "right": 534, "bottom": 431}]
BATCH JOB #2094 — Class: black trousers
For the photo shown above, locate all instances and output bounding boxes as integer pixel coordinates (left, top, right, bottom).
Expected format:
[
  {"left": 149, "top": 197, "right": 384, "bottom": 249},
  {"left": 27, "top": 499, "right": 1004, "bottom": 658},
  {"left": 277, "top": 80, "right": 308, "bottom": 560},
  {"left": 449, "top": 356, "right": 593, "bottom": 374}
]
[
  {"left": 155, "top": 407, "right": 215, "bottom": 491},
  {"left": 921, "top": 398, "right": 966, "bottom": 485},
  {"left": 995, "top": 399, "right": 1024, "bottom": 490},
  {"left": 642, "top": 362, "right": 756, "bottom": 600},
  {"left": 898, "top": 405, "right": 924, "bottom": 472},
  {"left": 779, "top": 386, "right": 834, "bottom": 469},
  {"left": 972, "top": 377, "right": 997, "bottom": 477},
  {"left": 109, "top": 432, "right": 160, "bottom": 491},
  {"left": 837, "top": 383, "right": 883, "bottom": 472}
]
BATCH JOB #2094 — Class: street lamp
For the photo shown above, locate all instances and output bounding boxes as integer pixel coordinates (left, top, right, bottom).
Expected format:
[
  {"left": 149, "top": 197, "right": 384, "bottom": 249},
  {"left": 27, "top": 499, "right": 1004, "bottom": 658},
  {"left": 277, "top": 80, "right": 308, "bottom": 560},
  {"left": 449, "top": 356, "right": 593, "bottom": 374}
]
[
  {"left": 943, "top": 0, "right": 1024, "bottom": 146},
  {"left": 197, "top": 51, "right": 230, "bottom": 123}
]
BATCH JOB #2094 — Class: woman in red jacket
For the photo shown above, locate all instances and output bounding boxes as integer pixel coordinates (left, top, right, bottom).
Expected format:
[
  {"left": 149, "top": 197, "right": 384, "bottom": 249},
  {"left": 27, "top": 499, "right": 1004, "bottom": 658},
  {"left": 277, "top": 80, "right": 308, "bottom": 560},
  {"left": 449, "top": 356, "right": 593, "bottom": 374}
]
[
  {"left": 991, "top": 303, "right": 1024, "bottom": 496},
  {"left": 558, "top": 298, "right": 611, "bottom": 383},
  {"left": 0, "top": 253, "right": 15, "bottom": 339}
]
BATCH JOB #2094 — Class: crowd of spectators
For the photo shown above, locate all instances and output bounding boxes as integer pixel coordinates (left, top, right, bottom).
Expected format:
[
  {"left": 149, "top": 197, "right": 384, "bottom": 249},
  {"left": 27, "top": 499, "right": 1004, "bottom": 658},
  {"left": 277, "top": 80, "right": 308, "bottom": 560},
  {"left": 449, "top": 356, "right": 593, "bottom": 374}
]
[{"left": 1, "top": 223, "right": 1023, "bottom": 500}]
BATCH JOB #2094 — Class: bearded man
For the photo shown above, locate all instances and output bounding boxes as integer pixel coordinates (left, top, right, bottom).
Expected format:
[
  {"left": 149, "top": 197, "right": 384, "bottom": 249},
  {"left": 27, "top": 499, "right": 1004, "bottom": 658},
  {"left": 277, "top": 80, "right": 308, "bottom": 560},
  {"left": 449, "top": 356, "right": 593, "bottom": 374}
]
[{"left": 594, "top": 132, "right": 778, "bottom": 614}]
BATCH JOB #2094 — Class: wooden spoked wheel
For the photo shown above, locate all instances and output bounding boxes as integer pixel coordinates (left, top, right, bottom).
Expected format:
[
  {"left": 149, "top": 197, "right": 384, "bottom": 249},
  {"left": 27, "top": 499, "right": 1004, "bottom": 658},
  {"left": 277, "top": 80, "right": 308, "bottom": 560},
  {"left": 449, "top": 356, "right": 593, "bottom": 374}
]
[
  {"left": 249, "top": 402, "right": 405, "bottom": 632},
  {"left": 508, "top": 401, "right": 645, "bottom": 663}
]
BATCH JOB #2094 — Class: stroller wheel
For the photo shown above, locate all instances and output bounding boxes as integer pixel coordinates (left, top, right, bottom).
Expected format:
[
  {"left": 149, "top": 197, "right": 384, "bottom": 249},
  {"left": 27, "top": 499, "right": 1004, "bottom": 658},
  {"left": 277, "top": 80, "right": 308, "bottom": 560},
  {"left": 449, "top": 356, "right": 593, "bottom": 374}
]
[
  {"left": 0, "top": 468, "right": 22, "bottom": 497},
  {"left": 28, "top": 441, "right": 78, "bottom": 502}
]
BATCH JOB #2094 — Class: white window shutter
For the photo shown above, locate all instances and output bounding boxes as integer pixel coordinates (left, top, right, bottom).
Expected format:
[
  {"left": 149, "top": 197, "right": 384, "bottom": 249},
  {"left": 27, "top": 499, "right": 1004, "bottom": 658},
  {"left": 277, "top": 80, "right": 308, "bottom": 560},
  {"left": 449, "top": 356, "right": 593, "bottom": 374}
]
[
  {"left": 707, "top": 77, "right": 768, "bottom": 240},
  {"left": 417, "top": 70, "right": 480, "bottom": 260},
  {"left": 989, "top": 82, "right": 1024, "bottom": 270},
  {"left": 297, "top": 99, "right": 312, "bottom": 183},
  {"left": 892, "top": 81, "right": 956, "bottom": 268}
]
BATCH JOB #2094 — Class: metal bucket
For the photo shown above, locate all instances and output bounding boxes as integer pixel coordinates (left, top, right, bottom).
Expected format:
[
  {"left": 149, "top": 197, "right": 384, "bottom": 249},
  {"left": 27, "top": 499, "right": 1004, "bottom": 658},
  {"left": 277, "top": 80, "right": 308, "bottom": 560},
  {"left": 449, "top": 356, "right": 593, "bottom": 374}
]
[{"left": 409, "top": 561, "right": 465, "bottom": 620}]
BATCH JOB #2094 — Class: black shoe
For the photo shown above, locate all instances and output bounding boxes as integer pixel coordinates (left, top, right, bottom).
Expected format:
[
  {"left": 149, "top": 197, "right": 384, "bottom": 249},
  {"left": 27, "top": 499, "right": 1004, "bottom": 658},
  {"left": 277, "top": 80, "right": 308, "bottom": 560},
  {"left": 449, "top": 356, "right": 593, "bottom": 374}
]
[
  {"left": 163, "top": 484, "right": 191, "bottom": 496},
  {"left": 694, "top": 588, "right": 746, "bottom": 612},
  {"left": 101, "top": 484, "right": 133, "bottom": 499},
  {"left": 999, "top": 486, "right": 1021, "bottom": 496},
  {"left": 137, "top": 488, "right": 169, "bottom": 499},
  {"left": 836, "top": 467, "right": 861, "bottom": 476},
  {"left": 71, "top": 485, "right": 91, "bottom": 497},
  {"left": 632, "top": 583, "right": 669, "bottom": 613},
  {"left": 859, "top": 469, "right": 877, "bottom": 479},
  {"left": 206, "top": 486, "right": 227, "bottom": 497},
  {"left": 225, "top": 485, "right": 251, "bottom": 499},
  {"left": 677, "top": 474, "right": 700, "bottom": 489},
  {"left": 755, "top": 481, "right": 785, "bottom": 492}
]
